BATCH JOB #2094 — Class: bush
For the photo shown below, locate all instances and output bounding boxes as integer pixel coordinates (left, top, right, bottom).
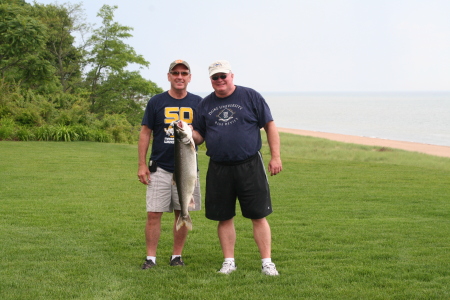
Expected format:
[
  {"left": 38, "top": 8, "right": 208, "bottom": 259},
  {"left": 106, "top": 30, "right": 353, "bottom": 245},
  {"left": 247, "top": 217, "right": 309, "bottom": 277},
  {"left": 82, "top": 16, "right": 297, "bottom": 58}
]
[
  {"left": 16, "top": 127, "right": 35, "bottom": 141},
  {"left": 34, "top": 124, "right": 112, "bottom": 142},
  {"left": 71, "top": 125, "right": 92, "bottom": 141},
  {"left": 14, "top": 107, "right": 43, "bottom": 126},
  {"left": 34, "top": 124, "right": 54, "bottom": 141},
  {"left": 53, "top": 125, "right": 79, "bottom": 141},
  {"left": 39, "top": 101, "right": 57, "bottom": 122},
  {"left": 54, "top": 111, "right": 72, "bottom": 126},
  {"left": 98, "top": 114, "right": 136, "bottom": 144},
  {"left": 91, "top": 129, "right": 112, "bottom": 143},
  {"left": 0, "top": 118, "right": 16, "bottom": 140},
  {"left": 1, "top": 85, "right": 142, "bottom": 143}
]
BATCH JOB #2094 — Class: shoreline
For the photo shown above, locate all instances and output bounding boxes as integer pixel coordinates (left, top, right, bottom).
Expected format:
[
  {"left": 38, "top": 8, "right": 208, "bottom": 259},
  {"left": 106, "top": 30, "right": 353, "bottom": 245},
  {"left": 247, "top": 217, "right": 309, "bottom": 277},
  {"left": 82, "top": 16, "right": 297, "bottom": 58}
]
[{"left": 277, "top": 127, "right": 450, "bottom": 158}]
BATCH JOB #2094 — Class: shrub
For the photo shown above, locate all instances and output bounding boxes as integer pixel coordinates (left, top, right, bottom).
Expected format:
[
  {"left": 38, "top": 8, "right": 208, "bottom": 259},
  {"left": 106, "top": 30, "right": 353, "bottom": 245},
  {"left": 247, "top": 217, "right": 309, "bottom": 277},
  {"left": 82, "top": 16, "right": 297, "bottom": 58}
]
[
  {"left": 110, "top": 127, "right": 128, "bottom": 143},
  {"left": 0, "top": 118, "right": 16, "bottom": 140},
  {"left": 34, "top": 124, "right": 54, "bottom": 141},
  {"left": 54, "top": 111, "right": 72, "bottom": 126},
  {"left": 14, "top": 107, "right": 43, "bottom": 126},
  {"left": 16, "top": 127, "right": 35, "bottom": 141},
  {"left": 39, "top": 101, "right": 57, "bottom": 122},
  {"left": 71, "top": 125, "right": 92, "bottom": 141},
  {"left": 53, "top": 125, "right": 79, "bottom": 141},
  {"left": 91, "top": 129, "right": 112, "bottom": 143},
  {"left": 98, "top": 114, "right": 135, "bottom": 144}
]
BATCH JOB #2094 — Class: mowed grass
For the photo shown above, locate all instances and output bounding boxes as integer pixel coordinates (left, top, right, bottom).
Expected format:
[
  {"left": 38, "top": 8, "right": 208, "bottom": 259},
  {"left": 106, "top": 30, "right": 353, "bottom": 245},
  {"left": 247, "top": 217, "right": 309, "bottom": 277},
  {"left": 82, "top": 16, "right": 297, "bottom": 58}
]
[{"left": 1, "top": 133, "right": 450, "bottom": 299}]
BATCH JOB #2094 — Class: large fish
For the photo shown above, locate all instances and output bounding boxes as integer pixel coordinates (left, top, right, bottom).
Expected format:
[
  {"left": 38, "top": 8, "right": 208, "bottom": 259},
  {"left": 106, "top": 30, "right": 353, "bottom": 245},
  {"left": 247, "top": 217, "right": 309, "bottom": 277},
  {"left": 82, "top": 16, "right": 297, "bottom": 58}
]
[{"left": 173, "top": 120, "right": 197, "bottom": 231}]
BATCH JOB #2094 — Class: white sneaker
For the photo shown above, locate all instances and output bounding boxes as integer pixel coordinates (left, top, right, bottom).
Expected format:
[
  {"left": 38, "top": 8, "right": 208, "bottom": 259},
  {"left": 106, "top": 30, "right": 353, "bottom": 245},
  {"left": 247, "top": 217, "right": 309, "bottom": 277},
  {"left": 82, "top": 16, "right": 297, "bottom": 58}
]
[
  {"left": 262, "top": 262, "right": 279, "bottom": 276},
  {"left": 218, "top": 261, "right": 237, "bottom": 274}
]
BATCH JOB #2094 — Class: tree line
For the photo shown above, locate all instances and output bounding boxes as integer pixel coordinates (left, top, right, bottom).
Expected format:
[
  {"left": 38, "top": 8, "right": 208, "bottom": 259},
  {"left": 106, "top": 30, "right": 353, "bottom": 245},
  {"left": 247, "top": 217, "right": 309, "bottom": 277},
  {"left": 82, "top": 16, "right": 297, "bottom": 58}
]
[{"left": 0, "top": 0, "right": 163, "bottom": 143}]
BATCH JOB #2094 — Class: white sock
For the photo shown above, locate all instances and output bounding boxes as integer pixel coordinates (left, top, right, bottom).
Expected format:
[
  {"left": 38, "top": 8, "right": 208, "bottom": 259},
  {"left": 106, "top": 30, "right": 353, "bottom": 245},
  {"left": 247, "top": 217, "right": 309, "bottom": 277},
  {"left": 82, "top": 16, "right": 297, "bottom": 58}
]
[
  {"left": 146, "top": 256, "right": 156, "bottom": 263},
  {"left": 171, "top": 255, "right": 181, "bottom": 260},
  {"left": 224, "top": 258, "right": 235, "bottom": 266},
  {"left": 262, "top": 258, "right": 272, "bottom": 264}
]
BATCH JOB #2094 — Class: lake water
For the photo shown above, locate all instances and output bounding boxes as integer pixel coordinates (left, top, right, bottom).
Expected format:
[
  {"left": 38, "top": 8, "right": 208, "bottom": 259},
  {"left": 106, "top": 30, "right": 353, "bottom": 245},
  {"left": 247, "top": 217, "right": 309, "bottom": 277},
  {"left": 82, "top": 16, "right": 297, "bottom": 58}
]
[{"left": 262, "top": 92, "right": 450, "bottom": 147}]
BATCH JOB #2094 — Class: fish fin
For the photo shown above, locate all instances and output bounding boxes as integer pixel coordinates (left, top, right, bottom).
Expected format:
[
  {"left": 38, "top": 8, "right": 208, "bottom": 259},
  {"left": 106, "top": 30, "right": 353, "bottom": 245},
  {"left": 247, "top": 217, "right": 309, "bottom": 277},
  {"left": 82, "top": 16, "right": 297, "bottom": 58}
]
[
  {"left": 188, "top": 196, "right": 195, "bottom": 209},
  {"left": 176, "top": 214, "right": 193, "bottom": 231},
  {"left": 189, "top": 138, "right": 195, "bottom": 150}
]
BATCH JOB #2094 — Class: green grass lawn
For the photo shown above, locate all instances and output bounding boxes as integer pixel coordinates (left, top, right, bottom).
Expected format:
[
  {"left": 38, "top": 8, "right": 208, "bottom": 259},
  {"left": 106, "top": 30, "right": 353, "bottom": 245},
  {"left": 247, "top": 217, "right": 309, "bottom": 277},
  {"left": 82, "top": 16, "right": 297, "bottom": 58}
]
[{"left": 1, "top": 133, "right": 449, "bottom": 299}]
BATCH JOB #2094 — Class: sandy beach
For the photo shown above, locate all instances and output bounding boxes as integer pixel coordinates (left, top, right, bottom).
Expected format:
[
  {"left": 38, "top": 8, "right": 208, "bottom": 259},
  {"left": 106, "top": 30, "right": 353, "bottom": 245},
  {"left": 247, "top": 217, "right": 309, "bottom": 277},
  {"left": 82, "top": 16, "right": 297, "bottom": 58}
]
[{"left": 277, "top": 127, "right": 450, "bottom": 158}]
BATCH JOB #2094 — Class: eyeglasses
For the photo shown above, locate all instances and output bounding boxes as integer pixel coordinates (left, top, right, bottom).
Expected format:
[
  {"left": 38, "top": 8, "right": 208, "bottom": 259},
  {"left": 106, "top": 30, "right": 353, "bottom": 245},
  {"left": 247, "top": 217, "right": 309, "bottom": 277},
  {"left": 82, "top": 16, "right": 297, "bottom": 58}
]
[
  {"left": 211, "top": 74, "right": 228, "bottom": 81},
  {"left": 170, "top": 71, "right": 190, "bottom": 76}
]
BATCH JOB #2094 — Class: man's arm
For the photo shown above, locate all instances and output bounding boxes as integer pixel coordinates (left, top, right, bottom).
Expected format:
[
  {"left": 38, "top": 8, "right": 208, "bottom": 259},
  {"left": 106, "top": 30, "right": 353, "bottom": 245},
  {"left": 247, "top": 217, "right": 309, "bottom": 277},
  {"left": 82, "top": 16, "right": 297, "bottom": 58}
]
[
  {"left": 137, "top": 125, "right": 152, "bottom": 184},
  {"left": 264, "top": 121, "right": 282, "bottom": 176},
  {"left": 191, "top": 128, "right": 204, "bottom": 145}
]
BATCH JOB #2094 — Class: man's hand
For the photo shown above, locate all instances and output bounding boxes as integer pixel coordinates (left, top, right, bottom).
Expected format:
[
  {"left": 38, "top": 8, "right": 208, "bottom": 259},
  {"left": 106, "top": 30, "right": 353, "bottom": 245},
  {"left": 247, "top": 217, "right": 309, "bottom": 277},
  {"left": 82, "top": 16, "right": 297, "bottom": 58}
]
[
  {"left": 137, "top": 165, "right": 150, "bottom": 184},
  {"left": 268, "top": 157, "right": 282, "bottom": 176}
]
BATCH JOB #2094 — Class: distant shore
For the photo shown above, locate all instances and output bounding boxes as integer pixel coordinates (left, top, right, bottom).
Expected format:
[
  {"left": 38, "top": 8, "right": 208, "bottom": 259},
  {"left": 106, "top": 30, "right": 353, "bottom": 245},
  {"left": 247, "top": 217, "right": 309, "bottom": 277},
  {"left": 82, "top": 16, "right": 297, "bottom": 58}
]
[{"left": 277, "top": 127, "right": 450, "bottom": 158}]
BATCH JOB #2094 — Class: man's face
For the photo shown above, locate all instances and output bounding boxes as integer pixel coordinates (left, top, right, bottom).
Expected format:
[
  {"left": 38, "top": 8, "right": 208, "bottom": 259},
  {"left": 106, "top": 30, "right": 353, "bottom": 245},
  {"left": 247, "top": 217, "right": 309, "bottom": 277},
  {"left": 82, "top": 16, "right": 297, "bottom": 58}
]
[
  {"left": 210, "top": 72, "right": 234, "bottom": 97},
  {"left": 168, "top": 65, "right": 191, "bottom": 91}
]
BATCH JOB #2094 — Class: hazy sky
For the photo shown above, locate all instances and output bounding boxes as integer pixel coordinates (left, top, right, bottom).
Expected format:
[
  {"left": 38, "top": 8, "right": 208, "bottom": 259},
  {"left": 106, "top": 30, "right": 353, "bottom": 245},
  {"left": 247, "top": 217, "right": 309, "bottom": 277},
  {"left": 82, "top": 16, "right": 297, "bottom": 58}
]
[{"left": 34, "top": 0, "right": 450, "bottom": 93}]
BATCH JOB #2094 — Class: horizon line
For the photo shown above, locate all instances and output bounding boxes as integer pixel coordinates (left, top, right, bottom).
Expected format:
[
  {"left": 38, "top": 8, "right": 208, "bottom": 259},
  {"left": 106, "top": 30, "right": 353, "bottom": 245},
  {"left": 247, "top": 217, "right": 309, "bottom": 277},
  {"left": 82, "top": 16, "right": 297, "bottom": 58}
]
[{"left": 191, "top": 90, "right": 450, "bottom": 95}]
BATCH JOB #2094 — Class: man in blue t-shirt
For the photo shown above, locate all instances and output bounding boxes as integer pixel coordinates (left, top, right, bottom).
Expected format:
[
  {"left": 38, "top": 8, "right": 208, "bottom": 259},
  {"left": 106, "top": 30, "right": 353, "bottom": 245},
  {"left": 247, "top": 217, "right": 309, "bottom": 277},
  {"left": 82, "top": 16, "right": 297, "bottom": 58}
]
[
  {"left": 192, "top": 60, "right": 282, "bottom": 276},
  {"left": 138, "top": 60, "right": 202, "bottom": 269}
]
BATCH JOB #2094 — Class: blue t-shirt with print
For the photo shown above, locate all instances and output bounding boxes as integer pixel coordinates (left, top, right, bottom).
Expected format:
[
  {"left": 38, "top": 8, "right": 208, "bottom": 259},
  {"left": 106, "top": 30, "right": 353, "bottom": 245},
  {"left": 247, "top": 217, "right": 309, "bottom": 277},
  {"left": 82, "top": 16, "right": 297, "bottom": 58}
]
[
  {"left": 141, "top": 91, "right": 202, "bottom": 172},
  {"left": 193, "top": 85, "right": 273, "bottom": 162}
]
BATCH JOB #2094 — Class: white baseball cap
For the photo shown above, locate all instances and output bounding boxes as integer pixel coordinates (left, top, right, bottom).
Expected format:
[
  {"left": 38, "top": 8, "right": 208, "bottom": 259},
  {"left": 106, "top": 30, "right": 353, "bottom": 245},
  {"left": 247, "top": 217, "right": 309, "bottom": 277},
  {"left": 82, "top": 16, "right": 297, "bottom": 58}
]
[{"left": 208, "top": 60, "right": 232, "bottom": 77}]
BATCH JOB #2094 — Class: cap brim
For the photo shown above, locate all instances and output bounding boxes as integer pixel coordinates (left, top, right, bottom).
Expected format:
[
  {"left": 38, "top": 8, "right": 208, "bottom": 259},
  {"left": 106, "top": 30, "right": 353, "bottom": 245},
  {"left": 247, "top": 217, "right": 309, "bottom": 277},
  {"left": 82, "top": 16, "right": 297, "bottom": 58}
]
[
  {"left": 209, "top": 68, "right": 231, "bottom": 77},
  {"left": 170, "top": 62, "right": 190, "bottom": 72}
]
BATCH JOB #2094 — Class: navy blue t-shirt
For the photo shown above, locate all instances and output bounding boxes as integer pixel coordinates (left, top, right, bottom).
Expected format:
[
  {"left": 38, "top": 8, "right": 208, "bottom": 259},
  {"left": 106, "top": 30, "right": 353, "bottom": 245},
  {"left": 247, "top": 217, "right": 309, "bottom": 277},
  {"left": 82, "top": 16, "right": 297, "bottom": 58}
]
[
  {"left": 141, "top": 91, "right": 202, "bottom": 172},
  {"left": 193, "top": 86, "right": 273, "bottom": 162}
]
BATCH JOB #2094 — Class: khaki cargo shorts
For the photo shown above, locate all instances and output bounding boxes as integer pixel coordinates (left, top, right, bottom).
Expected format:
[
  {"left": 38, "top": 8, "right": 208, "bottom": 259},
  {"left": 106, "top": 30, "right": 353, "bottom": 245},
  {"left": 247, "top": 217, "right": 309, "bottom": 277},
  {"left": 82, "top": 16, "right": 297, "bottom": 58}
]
[{"left": 146, "top": 168, "right": 201, "bottom": 213}]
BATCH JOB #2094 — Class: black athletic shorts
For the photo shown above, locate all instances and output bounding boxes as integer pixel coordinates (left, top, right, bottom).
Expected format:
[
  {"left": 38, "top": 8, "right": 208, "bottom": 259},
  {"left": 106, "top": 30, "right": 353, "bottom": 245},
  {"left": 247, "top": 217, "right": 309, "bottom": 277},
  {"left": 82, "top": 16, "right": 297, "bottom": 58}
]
[{"left": 205, "top": 152, "right": 273, "bottom": 221}]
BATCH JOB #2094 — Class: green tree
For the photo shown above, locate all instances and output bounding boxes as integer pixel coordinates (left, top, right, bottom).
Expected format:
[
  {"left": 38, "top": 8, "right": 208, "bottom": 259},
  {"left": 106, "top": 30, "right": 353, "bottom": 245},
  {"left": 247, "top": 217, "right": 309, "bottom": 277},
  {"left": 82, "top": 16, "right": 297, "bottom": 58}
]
[
  {"left": 0, "top": 0, "right": 57, "bottom": 90},
  {"left": 84, "top": 5, "right": 162, "bottom": 124},
  {"left": 32, "top": 2, "right": 87, "bottom": 93},
  {"left": 1, "top": 2, "right": 162, "bottom": 142}
]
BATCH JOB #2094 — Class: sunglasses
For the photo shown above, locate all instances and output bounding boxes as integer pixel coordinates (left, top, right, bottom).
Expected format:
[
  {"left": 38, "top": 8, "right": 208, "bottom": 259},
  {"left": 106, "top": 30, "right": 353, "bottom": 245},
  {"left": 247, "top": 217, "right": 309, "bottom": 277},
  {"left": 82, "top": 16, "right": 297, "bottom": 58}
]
[
  {"left": 170, "top": 71, "right": 190, "bottom": 76},
  {"left": 211, "top": 74, "right": 228, "bottom": 81}
]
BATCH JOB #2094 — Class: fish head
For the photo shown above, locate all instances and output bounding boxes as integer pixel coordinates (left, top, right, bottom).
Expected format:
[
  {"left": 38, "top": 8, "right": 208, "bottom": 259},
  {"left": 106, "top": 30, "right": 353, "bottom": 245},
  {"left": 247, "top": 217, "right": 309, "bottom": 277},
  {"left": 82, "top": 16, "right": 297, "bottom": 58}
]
[{"left": 173, "top": 120, "right": 193, "bottom": 142}]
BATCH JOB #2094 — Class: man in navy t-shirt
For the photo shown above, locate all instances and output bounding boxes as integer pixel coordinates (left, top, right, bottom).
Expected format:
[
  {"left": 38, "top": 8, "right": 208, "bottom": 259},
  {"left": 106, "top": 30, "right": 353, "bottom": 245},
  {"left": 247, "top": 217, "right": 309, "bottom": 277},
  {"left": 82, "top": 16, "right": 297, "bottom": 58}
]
[
  {"left": 138, "top": 60, "right": 202, "bottom": 269},
  {"left": 192, "top": 60, "right": 282, "bottom": 276}
]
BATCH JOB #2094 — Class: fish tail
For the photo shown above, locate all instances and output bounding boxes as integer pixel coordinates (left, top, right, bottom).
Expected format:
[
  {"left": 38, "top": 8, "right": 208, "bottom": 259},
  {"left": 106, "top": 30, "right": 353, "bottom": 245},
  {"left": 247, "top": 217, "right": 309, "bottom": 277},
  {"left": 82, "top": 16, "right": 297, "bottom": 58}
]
[{"left": 176, "top": 214, "right": 193, "bottom": 231}]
